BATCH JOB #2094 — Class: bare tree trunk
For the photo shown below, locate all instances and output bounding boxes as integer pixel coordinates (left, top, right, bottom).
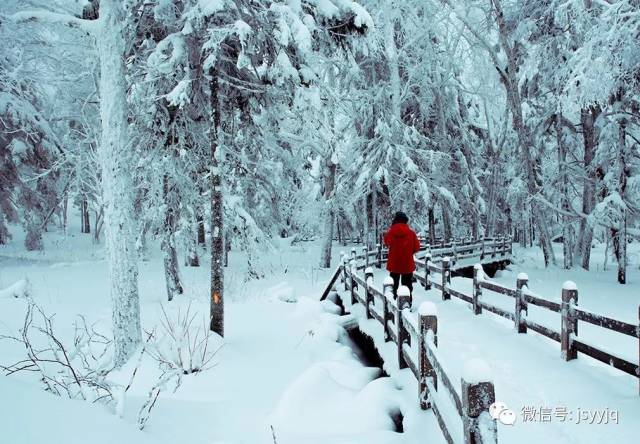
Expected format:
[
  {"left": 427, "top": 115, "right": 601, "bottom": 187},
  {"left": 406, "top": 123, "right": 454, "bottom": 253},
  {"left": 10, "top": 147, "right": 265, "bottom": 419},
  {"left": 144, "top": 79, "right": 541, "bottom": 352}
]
[
  {"left": 616, "top": 117, "right": 628, "bottom": 284},
  {"left": 162, "top": 176, "right": 183, "bottom": 300},
  {"left": 441, "top": 204, "right": 452, "bottom": 241},
  {"left": 0, "top": 213, "right": 8, "bottom": 245},
  {"left": 556, "top": 114, "right": 573, "bottom": 269},
  {"left": 366, "top": 185, "right": 377, "bottom": 248},
  {"left": 428, "top": 206, "right": 436, "bottom": 244},
  {"left": 97, "top": 0, "right": 141, "bottom": 366},
  {"left": 492, "top": 0, "right": 555, "bottom": 266},
  {"left": 224, "top": 230, "right": 230, "bottom": 267},
  {"left": 81, "top": 198, "right": 91, "bottom": 233},
  {"left": 62, "top": 194, "right": 68, "bottom": 234},
  {"left": 209, "top": 68, "right": 224, "bottom": 335},
  {"left": 575, "top": 106, "right": 599, "bottom": 270},
  {"left": 196, "top": 209, "right": 206, "bottom": 246},
  {"left": 320, "top": 156, "right": 337, "bottom": 268},
  {"left": 185, "top": 230, "right": 200, "bottom": 267}
]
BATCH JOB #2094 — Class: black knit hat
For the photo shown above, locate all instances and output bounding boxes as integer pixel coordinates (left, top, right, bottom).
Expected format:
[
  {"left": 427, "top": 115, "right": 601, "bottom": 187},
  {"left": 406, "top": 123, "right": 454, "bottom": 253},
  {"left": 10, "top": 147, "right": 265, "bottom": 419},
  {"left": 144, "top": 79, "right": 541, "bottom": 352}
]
[{"left": 393, "top": 211, "right": 409, "bottom": 224}]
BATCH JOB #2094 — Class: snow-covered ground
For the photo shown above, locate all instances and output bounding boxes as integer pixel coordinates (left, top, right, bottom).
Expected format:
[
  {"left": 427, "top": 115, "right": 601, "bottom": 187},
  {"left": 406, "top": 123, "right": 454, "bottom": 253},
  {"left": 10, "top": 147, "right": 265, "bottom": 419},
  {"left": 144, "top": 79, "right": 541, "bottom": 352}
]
[
  {"left": 1, "top": 224, "right": 639, "bottom": 444},
  {"left": 0, "top": 223, "right": 432, "bottom": 444}
]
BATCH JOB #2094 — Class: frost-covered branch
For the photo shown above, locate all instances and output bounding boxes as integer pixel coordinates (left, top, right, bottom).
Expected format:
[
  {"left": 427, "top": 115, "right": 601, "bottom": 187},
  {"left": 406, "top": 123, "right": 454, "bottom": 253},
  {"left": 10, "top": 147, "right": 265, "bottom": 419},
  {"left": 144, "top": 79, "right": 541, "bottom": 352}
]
[{"left": 9, "top": 10, "right": 96, "bottom": 34}]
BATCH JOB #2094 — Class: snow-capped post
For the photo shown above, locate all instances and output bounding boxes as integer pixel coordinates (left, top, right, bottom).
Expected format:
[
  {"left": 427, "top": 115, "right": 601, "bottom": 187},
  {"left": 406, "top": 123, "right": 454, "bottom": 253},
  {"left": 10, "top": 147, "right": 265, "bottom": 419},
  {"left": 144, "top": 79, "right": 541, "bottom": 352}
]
[
  {"left": 365, "top": 267, "right": 374, "bottom": 319},
  {"left": 363, "top": 246, "right": 369, "bottom": 270},
  {"left": 561, "top": 281, "right": 579, "bottom": 361},
  {"left": 501, "top": 235, "right": 506, "bottom": 256},
  {"left": 442, "top": 257, "right": 451, "bottom": 300},
  {"left": 424, "top": 251, "right": 432, "bottom": 290},
  {"left": 515, "top": 273, "right": 529, "bottom": 333},
  {"left": 341, "top": 253, "right": 348, "bottom": 291},
  {"left": 376, "top": 243, "right": 382, "bottom": 269},
  {"left": 472, "top": 264, "right": 483, "bottom": 315},
  {"left": 419, "top": 302, "right": 438, "bottom": 409},
  {"left": 397, "top": 286, "right": 411, "bottom": 370},
  {"left": 480, "top": 235, "right": 486, "bottom": 259},
  {"left": 350, "top": 247, "right": 357, "bottom": 264},
  {"left": 462, "top": 359, "right": 497, "bottom": 444},
  {"left": 492, "top": 238, "right": 497, "bottom": 258},
  {"left": 383, "top": 277, "right": 394, "bottom": 342}
]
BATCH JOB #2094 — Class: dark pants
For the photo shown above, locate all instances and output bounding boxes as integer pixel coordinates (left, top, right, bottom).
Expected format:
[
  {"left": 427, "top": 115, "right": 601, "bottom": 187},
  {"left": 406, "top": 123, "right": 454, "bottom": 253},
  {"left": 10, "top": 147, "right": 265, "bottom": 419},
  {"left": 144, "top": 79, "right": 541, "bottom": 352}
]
[{"left": 390, "top": 272, "right": 413, "bottom": 299}]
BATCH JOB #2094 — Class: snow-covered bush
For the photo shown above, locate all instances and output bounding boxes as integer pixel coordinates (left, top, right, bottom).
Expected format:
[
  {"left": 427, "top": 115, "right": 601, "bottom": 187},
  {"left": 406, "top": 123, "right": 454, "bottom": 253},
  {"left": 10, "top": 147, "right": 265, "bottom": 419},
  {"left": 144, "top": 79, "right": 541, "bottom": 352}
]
[
  {"left": 145, "top": 303, "right": 222, "bottom": 376},
  {"left": 138, "top": 303, "right": 222, "bottom": 429},
  {"left": 0, "top": 301, "right": 221, "bottom": 430},
  {"left": 0, "top": 302, "right": 118, "bottom": 402}
]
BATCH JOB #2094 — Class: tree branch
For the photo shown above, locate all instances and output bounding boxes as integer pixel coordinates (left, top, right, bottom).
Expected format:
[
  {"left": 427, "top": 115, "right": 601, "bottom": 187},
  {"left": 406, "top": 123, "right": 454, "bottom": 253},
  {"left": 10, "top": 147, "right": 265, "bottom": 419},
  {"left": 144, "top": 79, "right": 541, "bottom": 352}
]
[{"left": 9, "top": 10, "right": 96, "bottom": 34}]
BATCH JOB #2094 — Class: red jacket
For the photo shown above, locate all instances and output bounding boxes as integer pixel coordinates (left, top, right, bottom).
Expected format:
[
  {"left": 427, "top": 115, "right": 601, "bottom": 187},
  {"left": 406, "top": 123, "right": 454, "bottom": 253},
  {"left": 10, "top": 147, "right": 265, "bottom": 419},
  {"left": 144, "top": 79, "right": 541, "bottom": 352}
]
[{"left": 384, "top": 223, "right": 420, "bottom": 273}]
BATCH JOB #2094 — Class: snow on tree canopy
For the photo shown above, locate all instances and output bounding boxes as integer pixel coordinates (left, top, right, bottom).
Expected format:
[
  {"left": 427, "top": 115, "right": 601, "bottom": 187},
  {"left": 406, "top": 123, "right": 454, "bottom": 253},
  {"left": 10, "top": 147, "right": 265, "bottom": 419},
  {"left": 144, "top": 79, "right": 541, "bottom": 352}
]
[{"left": 198, "top": 0, "right": 227, "bottom": 15}]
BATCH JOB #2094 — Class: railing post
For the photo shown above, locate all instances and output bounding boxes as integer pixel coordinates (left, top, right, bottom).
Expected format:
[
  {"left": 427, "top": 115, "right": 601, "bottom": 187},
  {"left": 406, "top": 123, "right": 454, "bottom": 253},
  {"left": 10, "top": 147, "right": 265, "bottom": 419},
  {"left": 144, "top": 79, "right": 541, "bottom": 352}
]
[
  {"left": 480, "top": 236, "right": 486, "bottom": 260},
  {"left": 462, "top": 359, "right": 497, "bottom": 444},
  {"left": 363, "top": 246, "right": 369, "bottom": 270},
  {"left": 452, "top": 240, "right": 458, "bottom": 265},
  {"left": 382, "top": 277, "right": 394, "bottom": 342},
  {"left": 365, "top": 267, "right": 374, "bottom": 319},
  {"left": 424, "top": 251, "right": 432, "bottom": 290},
  {"left": 515, "top": 273, "right": 529, "bottom": 333},
  {"left": 472, "top": 264, "right": 483, "bottom": 315},
  {"left": 501, "top": 235, "right": 506, "bottom": 256},
  {"left": 492, "top": 238, "right": 497, "bottom": 258},
  {"left": 442, "top": 257, "right": 451, "bottom": 300},
  {"left": 350, "top": 247, "right": 356, "bottom": 264},
  {"left": 397, "top": 286, "right": 411, "bottom": 370},
  {"left": 419, "top": 302, "right": 438, "bottom": 409},
  {"left": 376, "top": 243, "right": 382, "bottom": 269},
  {"left": 341, "top": 253, "right": 348, "bottom": 291},
  {"left": 349, "top": 256, "right": 357, "bottom": 305},
  {"left": 561, "top": 281, "right": 578, "bottom": 361}
]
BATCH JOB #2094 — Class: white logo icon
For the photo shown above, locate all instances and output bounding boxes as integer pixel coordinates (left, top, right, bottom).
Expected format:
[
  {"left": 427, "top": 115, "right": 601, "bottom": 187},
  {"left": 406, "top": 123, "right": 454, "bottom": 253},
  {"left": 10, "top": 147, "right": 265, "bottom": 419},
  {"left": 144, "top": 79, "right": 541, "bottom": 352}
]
[{"left": 489, "top": 401, "right": 517, "bottom": 425}]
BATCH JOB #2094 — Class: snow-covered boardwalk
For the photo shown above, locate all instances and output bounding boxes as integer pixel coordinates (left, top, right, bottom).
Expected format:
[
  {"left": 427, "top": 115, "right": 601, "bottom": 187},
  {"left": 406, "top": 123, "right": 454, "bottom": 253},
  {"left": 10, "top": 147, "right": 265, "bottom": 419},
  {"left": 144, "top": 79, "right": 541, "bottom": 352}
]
[{"left": 334, "top": 249, "right": 640, "bottom": 444}]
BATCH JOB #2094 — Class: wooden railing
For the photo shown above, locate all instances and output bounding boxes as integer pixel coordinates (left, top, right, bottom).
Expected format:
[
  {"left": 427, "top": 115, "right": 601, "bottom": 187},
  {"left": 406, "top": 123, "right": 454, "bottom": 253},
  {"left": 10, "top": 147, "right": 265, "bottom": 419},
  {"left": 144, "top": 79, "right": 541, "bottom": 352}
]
[
  {"left": 320, "top": 236, "right": 511, "bottom": 306},
  {"left": 334, "top": 258, "right": 499, "bottom": 444},
  {"left": 412, "top": 256, "right": 640, "bottom": 393}
]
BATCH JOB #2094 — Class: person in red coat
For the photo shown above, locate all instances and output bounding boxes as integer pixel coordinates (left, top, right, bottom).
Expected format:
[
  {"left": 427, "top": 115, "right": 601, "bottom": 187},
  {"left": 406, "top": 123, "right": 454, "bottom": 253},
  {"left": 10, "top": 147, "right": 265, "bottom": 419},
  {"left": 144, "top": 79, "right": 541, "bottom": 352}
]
[{"left": 384, "top": 211, "right": 420, "bottom": 298}]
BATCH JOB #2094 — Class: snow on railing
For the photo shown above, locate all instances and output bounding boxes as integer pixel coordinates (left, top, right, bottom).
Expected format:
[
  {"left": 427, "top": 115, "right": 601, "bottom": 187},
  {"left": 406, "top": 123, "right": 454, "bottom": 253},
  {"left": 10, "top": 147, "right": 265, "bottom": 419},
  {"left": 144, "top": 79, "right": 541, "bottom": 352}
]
[
  {"left": 414, "top": 256, "right": 640, "bottom": 394},
  {"left": 334, "top": 259, "right": 498, "bottom": 444}
]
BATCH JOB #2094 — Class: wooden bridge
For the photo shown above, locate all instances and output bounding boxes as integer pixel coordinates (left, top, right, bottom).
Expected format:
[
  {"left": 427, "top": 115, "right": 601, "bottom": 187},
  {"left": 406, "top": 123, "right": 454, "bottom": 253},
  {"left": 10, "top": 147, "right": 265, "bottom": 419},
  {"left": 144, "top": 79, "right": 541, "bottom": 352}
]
[{"left": 319, "top": 237, "right": 640, "bottom": 444}]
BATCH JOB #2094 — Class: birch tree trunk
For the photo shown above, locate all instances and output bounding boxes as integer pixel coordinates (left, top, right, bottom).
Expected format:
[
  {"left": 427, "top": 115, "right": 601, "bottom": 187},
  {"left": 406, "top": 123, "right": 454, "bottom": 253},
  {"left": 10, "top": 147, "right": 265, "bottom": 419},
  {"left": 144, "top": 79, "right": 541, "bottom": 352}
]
[
  {"left": 97, "top": 0, "right": 141, "bottom": 366},
  {"left": 209, "top": 68, "right": 224, "bottom": 335}
]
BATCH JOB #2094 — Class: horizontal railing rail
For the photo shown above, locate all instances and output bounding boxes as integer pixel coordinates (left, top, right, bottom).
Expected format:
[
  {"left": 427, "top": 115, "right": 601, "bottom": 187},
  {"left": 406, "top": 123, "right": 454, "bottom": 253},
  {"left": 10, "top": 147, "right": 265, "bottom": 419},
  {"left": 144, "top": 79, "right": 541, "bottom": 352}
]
[{"left": 334, "top": 259, "right": 498, "bottom": 444}]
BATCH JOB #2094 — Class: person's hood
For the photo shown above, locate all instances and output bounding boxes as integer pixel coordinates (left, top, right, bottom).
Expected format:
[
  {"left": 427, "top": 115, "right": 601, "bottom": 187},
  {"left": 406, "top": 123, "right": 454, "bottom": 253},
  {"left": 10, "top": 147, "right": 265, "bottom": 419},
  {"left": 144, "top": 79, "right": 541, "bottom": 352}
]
[{"left": 388, "top": 223, "right": 413, "bottom": 238}]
